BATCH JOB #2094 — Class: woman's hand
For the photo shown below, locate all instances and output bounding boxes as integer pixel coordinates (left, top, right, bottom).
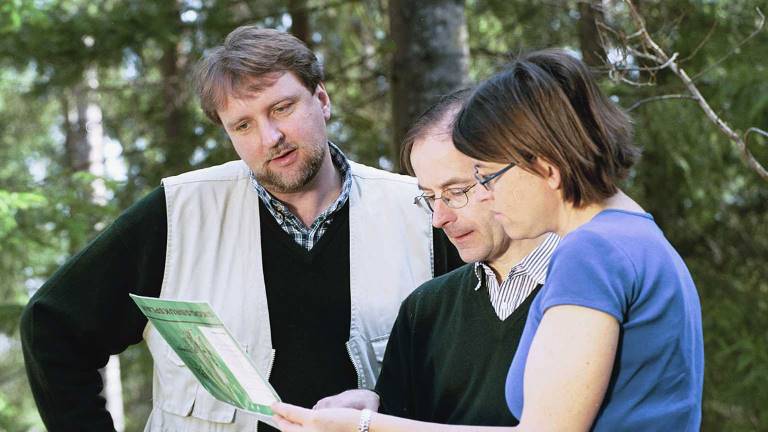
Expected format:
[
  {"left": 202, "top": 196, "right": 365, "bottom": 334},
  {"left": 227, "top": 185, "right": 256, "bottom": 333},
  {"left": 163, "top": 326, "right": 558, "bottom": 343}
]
[
  {"left": 272, "top": 402, "right": 360, "bottom": 432},
  {"left": 272, "top": 402, "right": 510, "bottom": 432}
]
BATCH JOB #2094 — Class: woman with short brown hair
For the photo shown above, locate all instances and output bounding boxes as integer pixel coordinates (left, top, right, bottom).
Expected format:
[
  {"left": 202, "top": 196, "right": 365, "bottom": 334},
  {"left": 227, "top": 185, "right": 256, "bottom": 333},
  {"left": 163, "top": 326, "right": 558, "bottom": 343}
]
[{"left": 452, "top": 49, "right": 703, "bottom": 431}]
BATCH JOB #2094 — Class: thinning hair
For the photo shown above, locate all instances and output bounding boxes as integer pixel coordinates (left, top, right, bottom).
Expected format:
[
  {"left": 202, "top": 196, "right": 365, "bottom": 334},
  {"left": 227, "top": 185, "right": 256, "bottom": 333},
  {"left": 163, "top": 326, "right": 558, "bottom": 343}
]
[
  {"left": 453, "top": 49, "right": 639, "bottom": 207},
  {"left": 400, "top": 88, "right": 473, "bottom": 175},
  {"left": 194, "top": 26, "right": 324, "bottom": 124}
]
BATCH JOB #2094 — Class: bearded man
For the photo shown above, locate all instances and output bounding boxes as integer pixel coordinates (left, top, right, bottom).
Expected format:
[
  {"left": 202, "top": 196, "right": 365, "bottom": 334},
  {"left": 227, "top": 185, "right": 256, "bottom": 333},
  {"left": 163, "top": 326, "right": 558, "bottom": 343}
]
[{"left": 21, "top": 26, "right": 460, "bottom": 432}]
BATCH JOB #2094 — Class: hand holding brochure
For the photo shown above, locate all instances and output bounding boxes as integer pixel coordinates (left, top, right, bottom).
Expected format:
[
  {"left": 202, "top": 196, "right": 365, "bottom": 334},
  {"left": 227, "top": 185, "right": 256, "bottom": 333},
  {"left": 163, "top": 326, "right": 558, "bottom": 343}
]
[{"left": 130, "top": 294, "right": 280, "bottom": 418}]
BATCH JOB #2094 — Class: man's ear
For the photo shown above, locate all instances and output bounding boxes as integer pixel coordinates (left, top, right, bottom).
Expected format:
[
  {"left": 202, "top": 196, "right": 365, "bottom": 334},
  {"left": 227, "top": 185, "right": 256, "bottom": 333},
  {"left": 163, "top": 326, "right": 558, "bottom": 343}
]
[
  {"left": 315, "top": 82, "right": 331, "bottom": 120},
  {"left": 533, "top": 158, "right": 562, "bottom": 191}
]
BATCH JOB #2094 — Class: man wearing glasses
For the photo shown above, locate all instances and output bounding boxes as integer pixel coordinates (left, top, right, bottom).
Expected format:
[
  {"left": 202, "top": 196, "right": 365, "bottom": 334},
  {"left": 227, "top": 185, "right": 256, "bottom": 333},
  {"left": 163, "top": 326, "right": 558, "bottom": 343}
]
[{"left": 314, "top": 89, "right": 559, "bottom": 426}]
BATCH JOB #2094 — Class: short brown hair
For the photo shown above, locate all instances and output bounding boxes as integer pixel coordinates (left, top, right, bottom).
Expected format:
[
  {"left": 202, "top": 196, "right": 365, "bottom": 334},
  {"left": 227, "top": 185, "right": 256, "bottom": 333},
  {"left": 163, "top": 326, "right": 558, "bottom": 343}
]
[
  {"left": 400, "top": 88, "right": 472, "bottom": 175},
  {"left": 194, "top": 26, "right": 324, "bottom": 124},
  {"left": 453, "top": 49, "right": 639, "bottom": 207}
]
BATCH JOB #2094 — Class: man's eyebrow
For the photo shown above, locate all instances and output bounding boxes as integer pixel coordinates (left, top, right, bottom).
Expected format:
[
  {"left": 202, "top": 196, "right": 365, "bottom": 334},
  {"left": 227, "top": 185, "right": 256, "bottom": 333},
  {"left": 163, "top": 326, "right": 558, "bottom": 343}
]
[
  {"left": 417, "top": 177, "right": 474, "bottom": 191},
  {"left": 269, "top": 95, "right": 298, "bottom": 108},
  {"left": 438, "top": 176, "right": 475, "bottom": 188}
]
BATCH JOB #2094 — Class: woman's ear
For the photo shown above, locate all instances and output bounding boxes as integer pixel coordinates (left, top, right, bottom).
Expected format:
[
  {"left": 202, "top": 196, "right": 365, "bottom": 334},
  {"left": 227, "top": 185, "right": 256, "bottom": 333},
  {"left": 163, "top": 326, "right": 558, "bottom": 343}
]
[{"left": 533, "top": 158, "right": 562, "bottom": 191}]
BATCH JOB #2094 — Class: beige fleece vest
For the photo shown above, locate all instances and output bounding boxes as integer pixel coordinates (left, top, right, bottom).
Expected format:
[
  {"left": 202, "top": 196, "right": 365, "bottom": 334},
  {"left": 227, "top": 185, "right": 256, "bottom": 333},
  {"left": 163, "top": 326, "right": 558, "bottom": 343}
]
[{"left": 143, "top": 160, "right": 433, "bottom": 431}]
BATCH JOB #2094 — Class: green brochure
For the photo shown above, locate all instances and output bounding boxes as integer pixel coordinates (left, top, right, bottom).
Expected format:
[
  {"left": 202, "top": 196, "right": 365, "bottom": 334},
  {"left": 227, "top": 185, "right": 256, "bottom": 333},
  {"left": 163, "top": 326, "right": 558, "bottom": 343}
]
[{"left": 130, "top": 294, "right": 280, "bottom": 419}]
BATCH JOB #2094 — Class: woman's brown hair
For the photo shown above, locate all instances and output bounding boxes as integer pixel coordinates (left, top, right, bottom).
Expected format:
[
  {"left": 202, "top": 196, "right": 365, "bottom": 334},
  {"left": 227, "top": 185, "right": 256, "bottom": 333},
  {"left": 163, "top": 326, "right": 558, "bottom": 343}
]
[{"left": 453, "top": 49, "right": 639, "bottom": 207}]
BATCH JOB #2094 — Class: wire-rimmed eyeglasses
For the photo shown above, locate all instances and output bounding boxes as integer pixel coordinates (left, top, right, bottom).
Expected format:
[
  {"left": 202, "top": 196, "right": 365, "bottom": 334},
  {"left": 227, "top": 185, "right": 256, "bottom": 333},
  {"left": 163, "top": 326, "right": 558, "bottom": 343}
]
[{"left": 413, "top": 183, "right": 477, "bottom": 212}]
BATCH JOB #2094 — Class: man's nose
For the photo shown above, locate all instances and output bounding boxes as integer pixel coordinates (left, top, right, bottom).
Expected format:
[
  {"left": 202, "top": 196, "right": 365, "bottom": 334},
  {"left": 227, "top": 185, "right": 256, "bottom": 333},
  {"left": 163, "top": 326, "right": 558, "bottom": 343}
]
[
  {"left": 260, "top": 121, "right": 284, "bottom": 148},
  {"left": 431, "top": 199, "right": 456, "bottom": 229}
]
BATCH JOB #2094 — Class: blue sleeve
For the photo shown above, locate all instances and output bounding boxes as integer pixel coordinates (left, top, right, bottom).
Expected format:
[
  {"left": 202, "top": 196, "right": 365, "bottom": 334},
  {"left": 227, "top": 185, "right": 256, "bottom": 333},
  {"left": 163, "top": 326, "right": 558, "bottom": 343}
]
[{"left": 539, "top": 229, "right": 637, "bottom": 322}]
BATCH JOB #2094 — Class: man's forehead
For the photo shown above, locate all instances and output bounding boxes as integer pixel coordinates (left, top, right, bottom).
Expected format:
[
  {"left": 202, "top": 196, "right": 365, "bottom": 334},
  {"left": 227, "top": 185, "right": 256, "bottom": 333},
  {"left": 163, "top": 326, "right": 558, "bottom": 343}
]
[
  {"left": 219, "top": 71, "right": 305, "bottom": 113},
  {"left": 411, "top": 131, "right": 470, "bottom": 163},
  {"left": 229, "top": 71, "right": 291, "bottom": 100},
  {"left": 412, "top": 130, "right": 475, "bottom": 181}
]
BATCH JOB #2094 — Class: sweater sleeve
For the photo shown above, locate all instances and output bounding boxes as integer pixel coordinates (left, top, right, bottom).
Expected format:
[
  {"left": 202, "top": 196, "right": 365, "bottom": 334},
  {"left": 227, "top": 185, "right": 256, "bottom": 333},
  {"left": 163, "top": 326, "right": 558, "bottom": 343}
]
[
  {"left": 20, "top": 186, "right": 168, "bottom": 431},
  {"left": 374, "top": 295, "right": 419, "bottom": 418}
]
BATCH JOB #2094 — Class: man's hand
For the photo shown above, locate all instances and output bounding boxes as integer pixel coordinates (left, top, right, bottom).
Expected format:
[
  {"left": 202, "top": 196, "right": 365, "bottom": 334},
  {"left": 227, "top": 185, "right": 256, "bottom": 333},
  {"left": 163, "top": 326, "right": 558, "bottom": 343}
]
[{"left": 313, "top": 389, "right": 381, "bottom": 411}]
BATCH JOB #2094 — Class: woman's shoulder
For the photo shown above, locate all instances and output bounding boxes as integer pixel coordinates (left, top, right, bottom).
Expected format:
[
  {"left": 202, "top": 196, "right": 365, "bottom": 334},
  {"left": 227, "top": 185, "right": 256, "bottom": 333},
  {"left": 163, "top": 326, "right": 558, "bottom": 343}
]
[{"left": 560, "top": 209, "right": 659, "bottom": 255}]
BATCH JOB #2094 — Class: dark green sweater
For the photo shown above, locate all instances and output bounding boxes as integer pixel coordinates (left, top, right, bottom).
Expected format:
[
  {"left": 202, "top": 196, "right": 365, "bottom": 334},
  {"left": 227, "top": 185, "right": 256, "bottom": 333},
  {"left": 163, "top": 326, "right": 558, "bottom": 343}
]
[
  {"left": 20, "top": 186, "right": 462, "bottom": 431},
  {"left": 375, "top": 263, "right": 540, "bottom": 426}
]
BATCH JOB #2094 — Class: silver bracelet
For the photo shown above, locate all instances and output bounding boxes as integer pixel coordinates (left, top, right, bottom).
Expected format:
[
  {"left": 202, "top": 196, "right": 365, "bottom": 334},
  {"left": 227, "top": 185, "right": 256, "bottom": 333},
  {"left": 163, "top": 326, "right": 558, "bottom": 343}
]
[{"left": 358, "top": 408, "right": 373, "bottom": 432}]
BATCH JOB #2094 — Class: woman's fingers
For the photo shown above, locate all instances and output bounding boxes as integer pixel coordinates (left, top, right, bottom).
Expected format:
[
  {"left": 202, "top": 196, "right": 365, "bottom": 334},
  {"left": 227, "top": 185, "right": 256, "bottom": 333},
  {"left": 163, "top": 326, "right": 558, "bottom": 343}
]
[
  {"left": 273, "top": 413, "right": 303, "bottom": 432},
  {"left": 272, "top": 402, "right": 312, "bottom": 425},
  {"left": 271, "top": 402, "right": 361, "bottom": 432}
]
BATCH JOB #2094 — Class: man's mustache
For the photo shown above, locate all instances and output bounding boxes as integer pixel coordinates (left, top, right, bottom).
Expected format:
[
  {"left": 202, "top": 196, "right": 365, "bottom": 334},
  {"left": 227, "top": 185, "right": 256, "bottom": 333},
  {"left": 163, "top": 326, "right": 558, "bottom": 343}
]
[{"left": 266, "top": 140, "right": 296, "bottom": 161}]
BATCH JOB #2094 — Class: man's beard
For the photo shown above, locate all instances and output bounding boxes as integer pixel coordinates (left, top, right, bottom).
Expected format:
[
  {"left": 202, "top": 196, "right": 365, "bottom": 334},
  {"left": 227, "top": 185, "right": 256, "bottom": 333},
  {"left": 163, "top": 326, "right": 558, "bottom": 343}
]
[{"left": 254, "top": 141, "right": 327, "bottom": 194}]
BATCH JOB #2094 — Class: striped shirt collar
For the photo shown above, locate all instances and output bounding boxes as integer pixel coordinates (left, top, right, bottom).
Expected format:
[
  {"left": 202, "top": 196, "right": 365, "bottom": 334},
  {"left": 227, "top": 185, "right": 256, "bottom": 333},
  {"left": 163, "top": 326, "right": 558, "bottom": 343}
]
[
  {"left": 249, "top": 142, "right": 352, "bottom": 250},
  {"left": 474, "top": 232, "right": 560, "bottom": 290}
]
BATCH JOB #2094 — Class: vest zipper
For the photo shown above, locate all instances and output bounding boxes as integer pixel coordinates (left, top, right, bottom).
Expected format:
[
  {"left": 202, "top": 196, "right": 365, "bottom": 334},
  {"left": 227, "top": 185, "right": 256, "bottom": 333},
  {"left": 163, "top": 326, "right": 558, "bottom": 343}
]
[
  {"left": 346, "top": 343, "right": 364, "bottom": 389},
  {"left": 255, "top": 349, "right": 278, "bottom": 432},
  {"left": 265, "top": 348, "right": 276, "bottom": 381}
]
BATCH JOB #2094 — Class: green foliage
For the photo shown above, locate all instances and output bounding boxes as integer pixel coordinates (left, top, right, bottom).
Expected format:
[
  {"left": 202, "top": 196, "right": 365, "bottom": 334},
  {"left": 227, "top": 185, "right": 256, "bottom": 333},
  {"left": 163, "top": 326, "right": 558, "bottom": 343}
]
[
  {"left": 0, "top": 191, "right": 47, "bottom": 238},
  {"left": 466, "top": 0, "right": 582, "bottom": 79},
  {"left": 0, "top": 303, "right": 25, "bottom": 335},
  {"left": 0, "top": 0, "right": 24, "bottom": 33},
  {"left": 600, "top": 2, "right": 768, "bottom": 429}
]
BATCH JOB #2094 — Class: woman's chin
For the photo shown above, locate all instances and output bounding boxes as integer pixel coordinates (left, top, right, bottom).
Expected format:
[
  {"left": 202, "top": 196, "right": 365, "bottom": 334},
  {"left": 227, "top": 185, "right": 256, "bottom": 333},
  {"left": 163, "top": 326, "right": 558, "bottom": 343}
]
[
  {"left": 496, "top": 218, "right": 519, "bottom": 239},
  {"left": 498, "top": 218, "right": 535, "bottom": 241}
]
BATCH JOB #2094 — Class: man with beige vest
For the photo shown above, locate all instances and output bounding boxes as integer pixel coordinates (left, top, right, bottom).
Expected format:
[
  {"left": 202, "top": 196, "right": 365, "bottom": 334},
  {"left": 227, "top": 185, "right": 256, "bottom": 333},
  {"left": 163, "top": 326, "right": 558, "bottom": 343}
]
[{"left": 21, "top": 26, "right": 460, "bottom": 432}]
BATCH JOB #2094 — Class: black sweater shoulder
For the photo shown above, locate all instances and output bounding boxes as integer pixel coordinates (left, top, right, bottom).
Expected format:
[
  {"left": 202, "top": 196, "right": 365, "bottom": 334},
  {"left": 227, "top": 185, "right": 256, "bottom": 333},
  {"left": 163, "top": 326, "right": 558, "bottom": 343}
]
[
  {"left": 404, "top": 263, "right": 476, "bottom": 307},
  {"left": 20, "top": 186, "right": 167, "bottom": 430}
]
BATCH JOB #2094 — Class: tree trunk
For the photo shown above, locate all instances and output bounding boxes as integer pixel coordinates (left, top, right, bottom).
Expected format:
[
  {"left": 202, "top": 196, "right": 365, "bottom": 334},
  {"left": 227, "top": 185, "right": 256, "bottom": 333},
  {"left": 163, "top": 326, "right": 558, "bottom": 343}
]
[
  {"left": 389, "top": 0, "right": 469, "bottom": 173},
  {"left": 158, "top": 0, "right": 192, "bottom": 175},
  {"left": 289, "top": 0, "right": 311, "bottom": 47},
  {"left": 100, "top": 355, "right": 125, "bottom": 431},
  {"left": 160, "top": 42, "right": 186, "bottom": 172},
  {"left": 65, "top": 69, "right": 126, "bottom": 430},
  {"left": 83, "top": 68, "right": 108, "bottom": 205},
  {"left": 64, "top": 85, "right": 90, "bottom": 173},
  {"left": 578, "top": 0, "right": 605, "bottom": 67}
]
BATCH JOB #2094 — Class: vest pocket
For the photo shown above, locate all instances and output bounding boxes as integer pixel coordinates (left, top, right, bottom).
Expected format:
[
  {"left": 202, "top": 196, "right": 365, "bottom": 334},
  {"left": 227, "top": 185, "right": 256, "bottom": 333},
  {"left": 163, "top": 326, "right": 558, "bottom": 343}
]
[
  {"left": 157, "top": 346, "right": 196, "bottom": 417},
  {"left": 157, "top": 344, "right": 244, "bottom": 424},
  {"left": 191, "top": 385, "right": 236, "bottom": 423},
  {"left": 369, "top": 334, "right": 390, "bottom": 363},
  {"left": 346, "top": 334, "right": 391, "bottom": 389}
]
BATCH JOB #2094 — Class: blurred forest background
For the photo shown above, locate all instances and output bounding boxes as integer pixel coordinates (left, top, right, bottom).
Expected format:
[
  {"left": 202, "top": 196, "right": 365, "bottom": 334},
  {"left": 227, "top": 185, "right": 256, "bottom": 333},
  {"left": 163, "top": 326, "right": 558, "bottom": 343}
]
[{"left": 0, "top": 0, "right": 766, "bottom": 430}]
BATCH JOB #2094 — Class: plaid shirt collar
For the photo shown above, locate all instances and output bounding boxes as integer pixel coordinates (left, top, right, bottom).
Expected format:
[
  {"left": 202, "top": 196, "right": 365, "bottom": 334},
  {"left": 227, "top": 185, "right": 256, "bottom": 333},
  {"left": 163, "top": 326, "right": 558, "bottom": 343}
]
[
  {"left": 474, "top": 232, "right": 560, "bottom": 290},
  {"left": 250, "top": 142, "right": 352, "bottom": 250}
]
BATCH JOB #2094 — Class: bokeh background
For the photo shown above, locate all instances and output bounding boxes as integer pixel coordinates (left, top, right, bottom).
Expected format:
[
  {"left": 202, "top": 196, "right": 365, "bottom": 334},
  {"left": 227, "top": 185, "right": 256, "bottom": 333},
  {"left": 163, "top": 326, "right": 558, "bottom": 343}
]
[{"left": 1, "top": 0, "right": 766, "bottom": 430}]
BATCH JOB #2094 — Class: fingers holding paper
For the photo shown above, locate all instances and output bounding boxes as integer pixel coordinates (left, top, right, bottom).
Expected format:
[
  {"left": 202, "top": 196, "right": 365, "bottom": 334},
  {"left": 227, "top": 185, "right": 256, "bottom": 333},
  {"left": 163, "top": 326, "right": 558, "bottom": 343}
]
[{"left": 271, "top": 402, "right": 359, "bottom": 432}]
